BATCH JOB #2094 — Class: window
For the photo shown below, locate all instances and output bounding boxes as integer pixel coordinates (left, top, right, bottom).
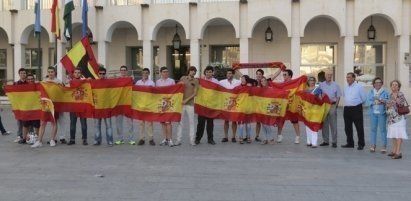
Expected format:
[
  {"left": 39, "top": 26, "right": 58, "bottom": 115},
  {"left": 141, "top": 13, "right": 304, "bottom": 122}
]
[
  {"left": 354, "top": 43, "right": 385, "bottom": 85},
  {"left": 25, "top": 49, "right": 42, "bottom": 79},
  {"left": 301, "top": 44, "right": 336, "bottom": 81},
  {"left": 210, "top": 45, "right": 239, "bottom": 68},
  {"left": 0, "top": 49, "right": 7, "bottom": 81}
]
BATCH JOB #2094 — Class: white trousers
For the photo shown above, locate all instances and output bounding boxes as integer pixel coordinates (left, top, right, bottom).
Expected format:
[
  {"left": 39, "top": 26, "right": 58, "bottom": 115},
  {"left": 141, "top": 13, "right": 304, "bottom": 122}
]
[
  {"left": 306, "top": 126, "right": 318, "bottom": 146},
  {"left": 176, "top": 105, "right": 195, "bottom": 143}
]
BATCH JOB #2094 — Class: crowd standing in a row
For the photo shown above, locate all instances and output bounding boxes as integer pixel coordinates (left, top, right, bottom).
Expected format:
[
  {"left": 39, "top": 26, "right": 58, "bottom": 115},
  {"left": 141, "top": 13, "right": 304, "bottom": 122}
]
[{"left": 1, "top": 65, "right": 408, "bottom": 159}]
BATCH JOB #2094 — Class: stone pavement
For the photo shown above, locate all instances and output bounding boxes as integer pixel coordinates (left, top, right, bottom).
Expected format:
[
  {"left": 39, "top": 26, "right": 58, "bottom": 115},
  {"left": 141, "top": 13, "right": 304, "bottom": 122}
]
[{"left": 0, "top": 106, "right": 410, "bottom": 201}]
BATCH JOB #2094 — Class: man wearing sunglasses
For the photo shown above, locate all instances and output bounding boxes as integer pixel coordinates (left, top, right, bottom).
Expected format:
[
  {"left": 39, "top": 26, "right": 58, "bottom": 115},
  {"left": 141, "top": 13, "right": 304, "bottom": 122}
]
[
  {"left": 93, "top": 67, "right": 114, "bottom": 146},
  {"left": 115, "top": 65, "right": 136, "bottom": 145}
]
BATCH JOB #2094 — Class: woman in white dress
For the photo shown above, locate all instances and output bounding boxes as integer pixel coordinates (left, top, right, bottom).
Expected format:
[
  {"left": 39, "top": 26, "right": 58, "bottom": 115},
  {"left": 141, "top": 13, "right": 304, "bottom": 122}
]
[{"left": 386, "top": 80, "right": 408, "bottom": 159}]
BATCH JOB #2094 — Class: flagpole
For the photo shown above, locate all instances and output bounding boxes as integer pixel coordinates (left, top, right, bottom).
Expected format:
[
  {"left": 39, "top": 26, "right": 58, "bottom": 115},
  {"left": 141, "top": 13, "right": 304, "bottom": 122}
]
[{"left": 37, "top": 32, "right": 42, "bottom": 79}]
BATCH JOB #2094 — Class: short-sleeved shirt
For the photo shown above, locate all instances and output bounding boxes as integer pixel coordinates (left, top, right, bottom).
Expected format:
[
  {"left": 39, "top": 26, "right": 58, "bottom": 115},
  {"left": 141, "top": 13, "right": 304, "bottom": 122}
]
[
  {"left": 219, "top": 79, "right": 241, "bottom": 89},
  {"left": 319, "top": 81, "right": 342, "bottom": 103},
  {"left": 155, "top": 78, "right": 175, "bottom": 87},
  {"left": 343, "top": 82, "right": 366, "bottom": 106},
  {"left": 204, "top": 77, "right": 219, "bottom": 84},
  {"left": 135, "top": 79, "right": 155, "bottom": 87},
  {"left": 180, "top": 76, "right": 199, "bottom": 106},
  {"left": 44, "top": 78, "right": 63, "bottom": 85}
]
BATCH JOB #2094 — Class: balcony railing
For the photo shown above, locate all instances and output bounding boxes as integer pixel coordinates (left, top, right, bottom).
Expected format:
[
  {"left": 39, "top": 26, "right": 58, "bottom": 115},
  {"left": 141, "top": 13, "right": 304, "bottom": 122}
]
[
  {"left": 110, "top": 0, "right": 239, "bottom": 5},
  {"left": 0, "top": 0, "right": 12, "bottom": 11},
  {"left": 24, "top": 0, "right": 93, "bottom": 10},
  {"left": 110, "top": 0, "right": 144, "bottom": 5}
]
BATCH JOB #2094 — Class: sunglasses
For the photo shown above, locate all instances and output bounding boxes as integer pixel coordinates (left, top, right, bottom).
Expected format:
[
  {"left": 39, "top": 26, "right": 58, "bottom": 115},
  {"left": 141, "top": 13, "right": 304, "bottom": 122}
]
[
  {"left": 282, "top": 74, "right": 289, "bottom": 76},
  {"left": 99, "top": 73, "right": 106, "bottom": 75}
]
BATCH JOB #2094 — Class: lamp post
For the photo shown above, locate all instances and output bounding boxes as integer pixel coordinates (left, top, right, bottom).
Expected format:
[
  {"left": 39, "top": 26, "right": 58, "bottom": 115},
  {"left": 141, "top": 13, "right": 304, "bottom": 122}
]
[
  {"left": 172, "top": 24, "right": 181, "bottom": 50},
  {"left": 367, "top": 16, "right": 376, "bottom": 41},
  {"left": 265, "top": 19, "right": 273, "bottom": 43}
]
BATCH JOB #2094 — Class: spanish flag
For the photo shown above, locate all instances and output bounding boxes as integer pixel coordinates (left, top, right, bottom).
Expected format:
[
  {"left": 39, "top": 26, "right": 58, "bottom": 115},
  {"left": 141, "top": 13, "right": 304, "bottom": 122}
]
[
  {"left": 90, "top": 78, "right": 133, "bottom": 118},
  {"left": 51, "top": 0, "right": 60, "bottom": 39},
  {"left": 195, "top": 79, "right": 289, "bottom": 125},
  {"left": 4, "top": 84, "right": 42, "bottom": 121},
  {"left": 38, "top": 81, "right": 94, "bottom": 116},
  {"left": 131, "top": 84, "right": 184, "bottom": 122},
  {"left": 295, "top": 91, "right": 332, "bottom": 132},
  {"left": 270, "top": 76, "right": 307, "bottom": 120},
  {"left": 60, "top": 37, "right": 99, "bottom": 79}
]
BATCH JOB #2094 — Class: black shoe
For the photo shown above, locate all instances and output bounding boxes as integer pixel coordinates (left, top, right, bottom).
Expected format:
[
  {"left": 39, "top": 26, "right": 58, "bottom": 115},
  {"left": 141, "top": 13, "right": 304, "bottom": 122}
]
[
  {"left": 319, "top": 142, "right": 329, "bottom": 146},
  {"left": 341, "top": 144, "right": 354, "bottom": 148},
  {"left": 332, "top": 143, "right": 337, "bottom": 148},
  {"left": 82, "top": 140, "right": 88, "bottom": 145},
  {"left": 231, "top": 138, "right": 237, "bottom": 143},
  {"left": 67, "top": 141, "right": 75, "bottom": 145},
  {"left": 60, "top": 139, "right": 67, "bottom": 144},
  {"left": 18, "top": 139, "right": 27, "bottom": 144},
  {"left": 254, "top": 137, "right": 261, "bottom": 142},
  {"left": 208, "top": 140, "right": 216, "bottom": 145},
  {"left": 195, "top": 140, "right": 200, "bottom": 145},
  {"left": 138, "top": 139, "right": 145, "bottom": 145},
  {"left": 149, "top": 140, "right": 155, "bottom": 146},
  {"left": 221, "top": 138, "right": 228, "bottom": 142},
  {"left": 357, "top": 146, "right": 364, "bottom": 150}
]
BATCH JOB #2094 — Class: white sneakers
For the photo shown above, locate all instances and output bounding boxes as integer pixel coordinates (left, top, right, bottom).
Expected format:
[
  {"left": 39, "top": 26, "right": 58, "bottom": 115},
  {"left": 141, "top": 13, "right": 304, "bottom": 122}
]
[
  {"left": 294, "top": 136, "right": 300, "bottom": 144},
  {"left": 277, "top": 135, "right": 283, "bottom": 143},
  {"left": 31, "top": 141, "right": 43, "bottom": 148},
  {"left": 31, "top": 140, "right": 57, "bottom": 148}
]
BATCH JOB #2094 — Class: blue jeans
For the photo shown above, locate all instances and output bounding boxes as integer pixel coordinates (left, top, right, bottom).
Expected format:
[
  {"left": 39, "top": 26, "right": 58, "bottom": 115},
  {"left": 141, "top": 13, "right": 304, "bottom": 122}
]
[
  {"left": 369, "top": 113, "right": 387, "bottom": 147},
  {"left": 238, "top": 123, "right": 251, "bottom": 139},
  {"left": 94, "top": 118, "right": 113, "bottom": 144},
  {"left": 262, "top": 124, "right": 274, "bottom": 141}
]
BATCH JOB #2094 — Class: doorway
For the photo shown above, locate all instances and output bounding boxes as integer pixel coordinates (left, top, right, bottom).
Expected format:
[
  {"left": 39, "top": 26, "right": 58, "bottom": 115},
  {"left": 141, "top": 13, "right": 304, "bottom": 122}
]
[{"left": 167, "top": 46, "right": 190, "bottom": 81}]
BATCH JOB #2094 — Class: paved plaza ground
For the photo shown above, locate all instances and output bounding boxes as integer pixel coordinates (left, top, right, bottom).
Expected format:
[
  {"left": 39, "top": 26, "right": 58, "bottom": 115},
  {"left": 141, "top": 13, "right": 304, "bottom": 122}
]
[{"left": 0, "top": 106, "right": 410, "bottom": 201}]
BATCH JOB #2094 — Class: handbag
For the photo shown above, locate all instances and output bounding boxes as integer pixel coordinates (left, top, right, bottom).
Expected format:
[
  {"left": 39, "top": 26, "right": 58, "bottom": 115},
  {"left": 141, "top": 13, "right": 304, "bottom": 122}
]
[{"left": 397, "top": 98, "right": 410, "bottom": 115}]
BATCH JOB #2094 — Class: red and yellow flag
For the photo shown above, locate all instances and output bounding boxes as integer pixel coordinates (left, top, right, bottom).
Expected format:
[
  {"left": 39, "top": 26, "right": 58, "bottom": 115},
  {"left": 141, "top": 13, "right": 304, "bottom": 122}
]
[
  {"left": 195, "top": 79, "right": 289, "bottom": 125},
  {"left": 270, "top": 76, "right": 307, "bottom": 120},
  {"left": 90, "top": 77, "right": 132, "bottom": 118},
  {"left": 60, "top": 37, "right": 99, "bottom": 79},
  {"left": 5, "top": 84, "right": 42, "bottom": 121},
  {"left": 295, "top": 92, "right": 332, "bottom": 132},
  {"left": 131, "top": 84, "right": 184, "bottom": 122},
  {"left": 51, "top": 0, "right": 60, "bottom": 39},
  {"left": 38, "top": 80, "right": 94, "bottom": 116}
]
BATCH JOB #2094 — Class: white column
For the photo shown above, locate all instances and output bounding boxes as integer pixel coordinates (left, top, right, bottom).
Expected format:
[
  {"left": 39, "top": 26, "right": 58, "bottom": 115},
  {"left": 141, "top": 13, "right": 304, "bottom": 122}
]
[
  {"left": 97, "top": 41, "right": 107, "bottom": 67},
  {"left": 342, "top": 36, "right": 354, "bottom": 77},
  {"left": 56, "top": 40, "right": 64, "bottom": 81},
  {"left": 143, "top": 40, "right": 153, "bottom": 79},
  {"left": 239, "top": 38, "right": 249, "bottom": 63},
  {"left": 397, "top": 35, "right": 410, "bottom": 95},
  {"left": 13, "top": 43, "right": 24, "bottom": 81},
  {"left": 290, "top": 36, "right": 301, "bottom": 75},
  {"left": 190, "top": 39, "right": 200, "bottom": 77}
]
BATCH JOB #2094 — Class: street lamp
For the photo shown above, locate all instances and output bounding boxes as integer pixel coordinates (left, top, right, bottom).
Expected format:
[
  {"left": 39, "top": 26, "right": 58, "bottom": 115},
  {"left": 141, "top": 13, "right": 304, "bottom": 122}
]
[
  {"left": 367, "top": 16, "right": 376, "bottom": 41},
  {"left": 172, "top": 24, "right": 181, "bottom": 50},
  {"left": 265, "top": 19, "right": 273, "bottom": 43}
]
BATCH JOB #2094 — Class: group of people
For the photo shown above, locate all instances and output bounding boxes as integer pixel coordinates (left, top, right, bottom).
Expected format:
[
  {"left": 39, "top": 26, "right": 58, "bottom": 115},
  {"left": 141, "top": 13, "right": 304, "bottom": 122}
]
[{"left": 4, "top": 65, "right": 409, "bottom": 159}]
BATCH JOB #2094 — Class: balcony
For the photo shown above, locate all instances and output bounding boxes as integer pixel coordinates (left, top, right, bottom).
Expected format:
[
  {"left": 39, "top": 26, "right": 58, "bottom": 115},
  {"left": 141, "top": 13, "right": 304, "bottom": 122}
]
[
  {"left": 24, "top": 0, "right": 94, "bottom": 10},
  {"left": 110, "top": 0, "right": 239, "bottom": 5}
]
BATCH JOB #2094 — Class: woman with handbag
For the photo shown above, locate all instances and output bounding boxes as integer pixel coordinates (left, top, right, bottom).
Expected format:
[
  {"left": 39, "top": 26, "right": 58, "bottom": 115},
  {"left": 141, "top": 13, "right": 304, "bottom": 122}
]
[{"left": 386, "top": 80, "right": 409, "bottom": 159}]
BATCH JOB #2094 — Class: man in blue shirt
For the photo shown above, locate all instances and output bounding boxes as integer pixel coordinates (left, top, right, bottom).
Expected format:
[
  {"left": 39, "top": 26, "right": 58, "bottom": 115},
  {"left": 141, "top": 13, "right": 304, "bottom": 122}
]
[{"left": 342, "top": 72, "right": 366, "bottom": 150}]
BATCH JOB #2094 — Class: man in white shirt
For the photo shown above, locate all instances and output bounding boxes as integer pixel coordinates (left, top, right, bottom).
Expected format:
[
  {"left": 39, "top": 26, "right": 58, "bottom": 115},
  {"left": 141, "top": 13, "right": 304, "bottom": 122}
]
[
  {"left": 156, "top": 67, "right": 176, "bottom": 147},
  {"left": 219, "top": 69, "right": 241, "bottom": 143},
  {"left": 135, "top": 68, "right": 156, "bottom": 146},
  {"left": 342, "top": 72, "right": 366, "bottom": 150},
  {"left": 115, "top": 65, "right": 135, "bottom": 145},
  {"left": 195, "top": 66, "right": 218, "bottom": 145}
]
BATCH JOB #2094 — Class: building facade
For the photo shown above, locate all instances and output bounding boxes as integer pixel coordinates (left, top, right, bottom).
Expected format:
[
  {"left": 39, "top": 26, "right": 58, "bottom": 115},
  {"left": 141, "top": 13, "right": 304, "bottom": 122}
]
[{"left": 0, "top": 0, "right": 410, "bottom": 98}]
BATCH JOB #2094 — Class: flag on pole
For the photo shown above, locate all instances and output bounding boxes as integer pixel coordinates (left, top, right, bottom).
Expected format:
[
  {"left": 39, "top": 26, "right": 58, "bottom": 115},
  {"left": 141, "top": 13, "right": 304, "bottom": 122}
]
[
  {"left": 34, "top": 0, "right": 41, "bottom": 36},
  {"left": 82, "top": 0, "right": 88, "bottom": 37},
  {"left": 60, "top": 37, "right": 100, "bottom": 79},
  {"left": 63, "top": 0, "right": 74, "bottom": 41},
  {"left": 51, "top": 0, "right": 61, "bottom": 39}
]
